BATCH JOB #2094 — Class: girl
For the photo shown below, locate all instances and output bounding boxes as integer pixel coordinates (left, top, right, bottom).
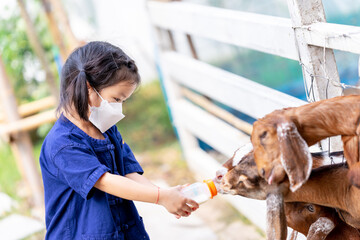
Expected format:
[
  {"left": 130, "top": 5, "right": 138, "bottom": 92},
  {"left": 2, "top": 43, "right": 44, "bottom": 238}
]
[{"left": 39, "top": 41, "right": 199, "bottom": 240}]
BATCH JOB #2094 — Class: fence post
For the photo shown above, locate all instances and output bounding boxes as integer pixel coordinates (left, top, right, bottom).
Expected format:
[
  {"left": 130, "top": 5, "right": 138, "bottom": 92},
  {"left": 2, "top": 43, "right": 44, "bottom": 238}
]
[
  {"left": 40, "top": 0, "right": 68, "bottom": 62},
  {"left": 49, "top": 0, "right": 80, "bottom": 54},
  {"left": 287, "top": 0, "right": 343, "bottom": 152},
  {"left": 0, "top": 57, "right": 44, "bottom": 208}
]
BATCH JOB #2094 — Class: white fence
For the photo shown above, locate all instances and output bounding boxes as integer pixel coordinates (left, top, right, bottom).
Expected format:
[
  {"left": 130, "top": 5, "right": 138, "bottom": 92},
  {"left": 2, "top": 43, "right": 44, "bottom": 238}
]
[{"left": 147, "top": 0, "right": 360, "bottom": 235}]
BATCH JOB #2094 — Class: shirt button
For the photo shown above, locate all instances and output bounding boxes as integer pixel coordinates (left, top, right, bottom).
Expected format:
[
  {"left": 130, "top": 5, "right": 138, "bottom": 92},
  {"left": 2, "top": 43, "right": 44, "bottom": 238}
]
[{"left": 122, "top": 224, "right": 129, "bottom": 230}]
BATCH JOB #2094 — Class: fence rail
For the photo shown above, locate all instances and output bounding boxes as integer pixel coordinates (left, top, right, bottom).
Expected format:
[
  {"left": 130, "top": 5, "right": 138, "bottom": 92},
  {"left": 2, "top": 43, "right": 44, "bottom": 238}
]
[
  {"left": 163, "top": 51, "right": 306, "bottom": 119},
  {"left": 149, "top": 1, "right": 360, "bottom": 58},
  {"left": 149, "top": 1, "right": 298, "bottom": 59}
]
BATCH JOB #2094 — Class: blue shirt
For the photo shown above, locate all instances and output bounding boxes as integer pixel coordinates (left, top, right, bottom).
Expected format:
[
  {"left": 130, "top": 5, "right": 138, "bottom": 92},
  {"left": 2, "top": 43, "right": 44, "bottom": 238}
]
[{"left": 40, "top": 114, "right": 150, "bottom": 240}]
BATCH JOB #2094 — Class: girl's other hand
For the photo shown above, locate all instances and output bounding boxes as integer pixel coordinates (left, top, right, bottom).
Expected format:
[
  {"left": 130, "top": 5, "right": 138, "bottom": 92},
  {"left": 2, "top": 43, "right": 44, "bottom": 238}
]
[{"left": 157, "top": 186, "right": 199, "bottom": 218}]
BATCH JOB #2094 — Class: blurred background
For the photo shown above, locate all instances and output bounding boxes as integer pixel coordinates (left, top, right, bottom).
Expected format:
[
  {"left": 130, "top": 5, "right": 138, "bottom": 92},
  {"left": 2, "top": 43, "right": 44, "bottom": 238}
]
[{"left": 0, "top": 0, "right": 359, "bottom": 239}]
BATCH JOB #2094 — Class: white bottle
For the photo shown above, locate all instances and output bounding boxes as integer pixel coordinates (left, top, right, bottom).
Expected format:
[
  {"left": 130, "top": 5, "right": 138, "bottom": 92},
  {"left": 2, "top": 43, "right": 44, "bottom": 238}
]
[{"left": 181, "top": 179, "right": 218, "bottom": 204}]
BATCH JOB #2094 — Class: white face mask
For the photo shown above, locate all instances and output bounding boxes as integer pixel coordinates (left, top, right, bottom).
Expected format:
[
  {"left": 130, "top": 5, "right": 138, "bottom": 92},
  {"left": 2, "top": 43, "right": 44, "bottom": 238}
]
[{"left": 89, "top": 88, "right": 125, "bottom": 133}]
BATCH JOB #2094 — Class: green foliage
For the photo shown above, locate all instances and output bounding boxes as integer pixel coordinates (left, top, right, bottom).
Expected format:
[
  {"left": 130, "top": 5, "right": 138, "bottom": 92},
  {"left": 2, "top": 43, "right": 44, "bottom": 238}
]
[
  {"left": 116, "top": 80, "right": 176, "bottom": 152},
  {"left": 0, "top": 144, "right": 21, "bottom": 198},
  {"left": 0, "top": 12, "right": 33, "bottom": 101},
  {"left": 0, "top": 139, "right": 44, "bottom": 198},
  {"left": 0, "top": 2, "right": 58, "bottom": 104}
]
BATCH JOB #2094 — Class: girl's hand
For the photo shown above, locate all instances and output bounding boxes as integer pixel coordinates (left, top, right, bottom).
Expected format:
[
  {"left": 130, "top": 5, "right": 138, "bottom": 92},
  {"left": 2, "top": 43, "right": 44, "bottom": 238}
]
[{"left": 157, "top": 186, "right": 199, "bottom": 218}]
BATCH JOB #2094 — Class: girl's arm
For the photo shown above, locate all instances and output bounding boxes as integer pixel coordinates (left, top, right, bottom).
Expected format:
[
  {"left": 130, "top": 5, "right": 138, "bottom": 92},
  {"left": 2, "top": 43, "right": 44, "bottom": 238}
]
[
  {"left": 125, "top": 172, "right": 156, "bottom": 187},
  {"left": 94, "top": 172, "right": 199, "bottom": 217}
]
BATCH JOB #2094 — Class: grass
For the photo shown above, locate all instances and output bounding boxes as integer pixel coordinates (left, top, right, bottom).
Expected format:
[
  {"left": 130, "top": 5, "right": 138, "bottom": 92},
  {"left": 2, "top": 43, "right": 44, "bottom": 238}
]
[
  {"left": 0, "top": 141, "right": 43, "bottom": 199},
  {"left": 0, "top": 144, "right": 21, "bottom": 198}
]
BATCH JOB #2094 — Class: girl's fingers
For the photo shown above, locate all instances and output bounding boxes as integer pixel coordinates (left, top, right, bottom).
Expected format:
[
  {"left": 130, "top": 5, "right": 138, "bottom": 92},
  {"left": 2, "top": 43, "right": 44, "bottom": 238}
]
[
  {"left": 177, "top": 210, "right": 190, "bottom": 217},
  {"left": 186, "top": 199, "right": 199, "bottom": 209},
  {"left": 182, "top": 202, "right": 194, "bottom": 213}
]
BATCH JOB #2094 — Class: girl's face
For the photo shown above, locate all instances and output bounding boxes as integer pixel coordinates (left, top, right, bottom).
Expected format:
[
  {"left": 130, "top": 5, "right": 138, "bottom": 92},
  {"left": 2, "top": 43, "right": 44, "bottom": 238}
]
[{"left": 88, "top": 81, "right": 137, "bottom": 110}]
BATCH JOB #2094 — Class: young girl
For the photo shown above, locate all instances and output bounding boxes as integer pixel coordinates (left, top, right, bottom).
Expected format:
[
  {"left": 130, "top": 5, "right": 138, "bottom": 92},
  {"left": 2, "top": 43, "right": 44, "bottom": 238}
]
[{"left": 39, "top": 41, "right": 199, "bottom": 240}]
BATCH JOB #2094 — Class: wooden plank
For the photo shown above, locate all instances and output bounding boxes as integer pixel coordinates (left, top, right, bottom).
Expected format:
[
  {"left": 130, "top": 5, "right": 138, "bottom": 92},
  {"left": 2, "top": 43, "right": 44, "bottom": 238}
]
[
  {"left": 304, "top": 22, "right": 360, "bottom": 54},
  {"left": 175, "top": 99, "right": 250, "bottom": 158},
  {"left": 0, "top": 96, "right": 56, "bottom": 122},
  {"left": 148, "top": 1, "right": 298, "bottom": 60},
  {"left": 149, "top": 1, "right": 360, "bottom": 57},
  {"left": 287, "top": 0, "right": 342, "bottom": 101},
  {"left": 221, "top": 194, "right": 267, "bottom": 231},
  {"left": 0, "top": 57, "right": 44, "bottom": 207},
  {"left": 0, "top": 109, "right": 56, "bottom": 136},
  {"left": 19, "top": 96, "right": 56, "bottom": 117},
  {"left": 181, "top": 87, "right": 253, "bottom": 135},
  {"left": 40, "top": 0, "right": 68, "bottom": 61},
  {"left": 49, "top": 0, "right": 81, "bottom": 54},
  {"left": 163, "top": 51, "right": 306, "bottom": 119},
  {"left": 287, "top": 0, "right": 343, "bottom": 152},
  {"left": 151, "top": 19, "right": 203, "bottom": 175}
]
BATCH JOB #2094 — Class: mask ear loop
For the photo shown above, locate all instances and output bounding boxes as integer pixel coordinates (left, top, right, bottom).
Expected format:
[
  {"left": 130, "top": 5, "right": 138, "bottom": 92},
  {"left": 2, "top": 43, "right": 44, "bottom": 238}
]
[
  {"left": 92, "top": 87, "right": 105, "bottom": 101},
  {"left": 89, "top": 87, "right": 106, "bottom": 111}
]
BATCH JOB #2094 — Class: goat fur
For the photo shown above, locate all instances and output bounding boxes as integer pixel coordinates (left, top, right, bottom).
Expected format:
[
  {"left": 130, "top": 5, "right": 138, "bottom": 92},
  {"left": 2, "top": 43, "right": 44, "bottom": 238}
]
[
  {"left": 218, "top": 149, "right": 360, "bottom": 239},
  {"left": 251, "top": 95, "right": 360, "bottom": 190}
]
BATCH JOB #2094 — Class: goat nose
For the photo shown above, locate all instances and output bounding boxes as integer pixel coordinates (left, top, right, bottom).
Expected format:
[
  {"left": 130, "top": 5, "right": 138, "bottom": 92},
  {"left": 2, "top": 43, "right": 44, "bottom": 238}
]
[{"left": 215, "top": 167, "right": 227, "bottom": 182}]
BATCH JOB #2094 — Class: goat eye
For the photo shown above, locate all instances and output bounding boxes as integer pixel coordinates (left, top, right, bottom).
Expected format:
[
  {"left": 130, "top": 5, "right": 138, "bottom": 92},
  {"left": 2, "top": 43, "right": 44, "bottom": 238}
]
[
  {"left": 260, "top": 131, "right": 267, "bottom": 139},
  {"left": 260, "top": 168, "right": 265, "bottom": 177},
  {"left": 307, "top": 205, "right": 314, "bottom": 212}
]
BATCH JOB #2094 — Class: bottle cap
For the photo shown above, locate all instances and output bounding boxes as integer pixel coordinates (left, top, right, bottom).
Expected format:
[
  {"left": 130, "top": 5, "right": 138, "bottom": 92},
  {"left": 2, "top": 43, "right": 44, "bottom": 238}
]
[{"left": 203, "top": 179, "right": 217, "bottom": 198}]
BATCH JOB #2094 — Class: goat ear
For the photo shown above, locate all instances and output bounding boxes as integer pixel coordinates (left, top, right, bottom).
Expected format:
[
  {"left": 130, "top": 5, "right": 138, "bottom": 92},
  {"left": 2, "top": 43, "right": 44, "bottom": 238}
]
[{"left": 277, "top": 121, "right": 312, "bottom": 192}]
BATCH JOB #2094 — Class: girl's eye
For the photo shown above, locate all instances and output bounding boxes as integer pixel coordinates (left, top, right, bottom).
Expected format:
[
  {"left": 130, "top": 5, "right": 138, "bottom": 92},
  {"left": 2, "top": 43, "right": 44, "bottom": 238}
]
[{"left": 114, "top": 98, "right": 121, "bottom": 102}]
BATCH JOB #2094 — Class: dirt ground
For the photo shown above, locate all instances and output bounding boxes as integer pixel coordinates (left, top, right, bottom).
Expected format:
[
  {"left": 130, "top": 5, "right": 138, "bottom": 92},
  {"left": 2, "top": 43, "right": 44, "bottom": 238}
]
[{"left": 137, "top": 143, "right": 265, "bottom": 240}]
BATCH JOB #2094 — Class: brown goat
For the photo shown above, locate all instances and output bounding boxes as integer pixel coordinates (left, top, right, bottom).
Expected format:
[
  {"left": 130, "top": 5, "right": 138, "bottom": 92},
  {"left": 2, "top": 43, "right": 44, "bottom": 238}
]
[
  {"left": 285, "top": 202, "right": 359, "bottom": 239},
  {"left": 250, "top": 95, "right": 360, "bottom": 191},
  {"left": 217, "top": 147, "right": 360, "bottom": 239}
]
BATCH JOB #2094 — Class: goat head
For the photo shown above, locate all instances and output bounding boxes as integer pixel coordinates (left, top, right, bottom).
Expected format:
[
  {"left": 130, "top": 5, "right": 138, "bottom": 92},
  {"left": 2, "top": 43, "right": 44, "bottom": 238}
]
[{"left": 251, "top": 113, "right": 312, "bottom": 192}]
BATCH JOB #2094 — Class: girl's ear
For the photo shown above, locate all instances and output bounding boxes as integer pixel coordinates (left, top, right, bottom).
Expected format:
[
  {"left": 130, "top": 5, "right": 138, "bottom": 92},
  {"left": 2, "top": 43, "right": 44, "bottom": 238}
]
[
  {"left": 277, "top": 120, "right": 312, "bottom": 192},
  {"left": 86, "top": 81, "right": 91, "bottom": 90},
  {"left": 87, "top": 84, "right": 98, "bottom": 107}
]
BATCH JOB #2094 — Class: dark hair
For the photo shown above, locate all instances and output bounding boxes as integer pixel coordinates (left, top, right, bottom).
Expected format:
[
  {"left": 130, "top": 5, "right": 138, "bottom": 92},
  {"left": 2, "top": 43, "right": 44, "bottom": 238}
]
[{"left": 57, "top": 41, "right": 141, "bottom": 121}]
